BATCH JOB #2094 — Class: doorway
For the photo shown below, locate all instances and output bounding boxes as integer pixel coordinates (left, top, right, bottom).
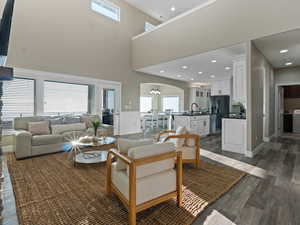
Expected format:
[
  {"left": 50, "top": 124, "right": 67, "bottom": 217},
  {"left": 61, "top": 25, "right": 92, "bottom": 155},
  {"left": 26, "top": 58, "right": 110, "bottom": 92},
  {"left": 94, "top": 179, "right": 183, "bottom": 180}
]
[
  {"left": 276, "top": 84, "right": 300, "bottom": 137},
  {"left": 102, "top": 88, "right": 115, "bottom": 125}
]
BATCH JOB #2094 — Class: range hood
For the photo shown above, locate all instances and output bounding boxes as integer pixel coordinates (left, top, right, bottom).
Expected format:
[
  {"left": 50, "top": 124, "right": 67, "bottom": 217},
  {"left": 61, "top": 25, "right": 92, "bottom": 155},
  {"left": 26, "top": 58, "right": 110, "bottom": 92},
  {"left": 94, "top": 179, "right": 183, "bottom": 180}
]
[{"left": 0, "top": 66, "right": 13, "bottom": 80}]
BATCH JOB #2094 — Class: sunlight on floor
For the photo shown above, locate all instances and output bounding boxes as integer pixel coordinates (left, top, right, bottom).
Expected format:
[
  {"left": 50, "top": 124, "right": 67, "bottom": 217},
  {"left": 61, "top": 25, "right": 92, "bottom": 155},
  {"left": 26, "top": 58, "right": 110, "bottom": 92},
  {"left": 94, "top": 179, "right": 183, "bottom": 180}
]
[
  {"left": 201, "top": 149, "right": 267, "bottom": 179},
  {"left": 203, "top": 210, "right": 237, "bottom": 225}
]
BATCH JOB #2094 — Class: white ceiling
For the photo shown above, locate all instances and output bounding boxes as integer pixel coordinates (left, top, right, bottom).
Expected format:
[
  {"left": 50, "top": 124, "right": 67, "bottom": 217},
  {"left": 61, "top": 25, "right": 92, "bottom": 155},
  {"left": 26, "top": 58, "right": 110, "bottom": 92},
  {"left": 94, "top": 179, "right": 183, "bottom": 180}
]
[
  {"left": 124, "top": 0, "right": 212, "bottom": 22},
  {"left": 138, "top": 43, "right": 246, "bottom": 84},
  {"left": 254, "top": 28, "right": 300, "bottom": 69}
]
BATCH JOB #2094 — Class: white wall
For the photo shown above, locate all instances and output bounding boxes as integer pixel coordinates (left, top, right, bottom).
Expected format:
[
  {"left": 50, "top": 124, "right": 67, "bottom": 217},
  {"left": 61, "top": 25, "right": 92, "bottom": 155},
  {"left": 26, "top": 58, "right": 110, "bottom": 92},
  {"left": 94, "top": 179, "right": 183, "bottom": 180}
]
[
  {"left": 132, "top": 0, "right": 300, "bottom": 70},
  {"left": 275, "top": 67, "right": 300, "bottom": 85},
  {"left": 6, "top": 0, "right": 190, "bottom": 112}
]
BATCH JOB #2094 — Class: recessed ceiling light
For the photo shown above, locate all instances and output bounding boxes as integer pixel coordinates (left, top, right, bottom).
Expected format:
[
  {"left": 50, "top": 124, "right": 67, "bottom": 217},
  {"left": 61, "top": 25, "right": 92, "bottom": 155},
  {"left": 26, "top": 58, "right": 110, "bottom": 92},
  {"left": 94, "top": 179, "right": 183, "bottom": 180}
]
[
  {"left": 210, "top": 75, "right": 215, "bottom": 78},
  {"left": 181, "top": 66, "right": 188, "bottom": 69},
  {"left": 211, "top": 60, "right": 217, "bottom": 63},
  {"left": 198, "top": 71, "right": 203, "bottom": 74},
  {"left": 171, "top": 6, "right": 176, "bottom": 11},
  {"left": 160, "top": 70, "right": 165, "bottom": 73},
  {"left": 190, "top": 78, "right": 194, "bottom": 81},
  {"left": 285, "top": 62, "right": 293, "bottom": 66},
  {"left": 280, "top": 49, "right": 289, "bottom": 54},
  {"left": 225, "top": 67, "right": 231, "bottom": 70}
]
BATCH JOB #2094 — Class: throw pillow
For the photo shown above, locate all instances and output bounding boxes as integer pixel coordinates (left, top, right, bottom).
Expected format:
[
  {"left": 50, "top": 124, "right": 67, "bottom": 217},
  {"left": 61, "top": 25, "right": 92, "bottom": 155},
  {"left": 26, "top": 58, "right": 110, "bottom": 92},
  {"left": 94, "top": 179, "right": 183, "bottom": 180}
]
[
  {"left": 116, "top": 138, "right": 154, "bottom": 170},
  {"left": 28, "top": 121, "right": 50, "bottom": 135}
]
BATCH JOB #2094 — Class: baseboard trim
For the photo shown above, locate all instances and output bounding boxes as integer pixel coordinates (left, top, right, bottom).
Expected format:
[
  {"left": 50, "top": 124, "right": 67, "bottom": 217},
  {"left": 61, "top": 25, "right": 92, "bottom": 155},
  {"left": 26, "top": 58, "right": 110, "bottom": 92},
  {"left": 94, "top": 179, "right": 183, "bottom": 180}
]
[{"left": 245, "top": 142, "right": 265, "bottom": 158}]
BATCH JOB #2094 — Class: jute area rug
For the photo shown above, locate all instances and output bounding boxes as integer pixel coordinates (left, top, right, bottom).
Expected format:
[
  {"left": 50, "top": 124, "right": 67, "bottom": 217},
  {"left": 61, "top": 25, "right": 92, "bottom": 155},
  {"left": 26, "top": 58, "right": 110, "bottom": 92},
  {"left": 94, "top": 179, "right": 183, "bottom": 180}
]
[{"left": 6, "top": 152, "right": 245, "bottom": 225}]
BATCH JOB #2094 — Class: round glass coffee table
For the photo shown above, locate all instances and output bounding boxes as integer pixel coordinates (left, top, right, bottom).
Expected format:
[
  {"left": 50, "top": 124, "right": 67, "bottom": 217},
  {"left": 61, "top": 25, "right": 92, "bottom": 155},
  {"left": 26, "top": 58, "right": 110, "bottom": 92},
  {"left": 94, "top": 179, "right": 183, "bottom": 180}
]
[{"left": 70, "top": 137, "right": 117, "bottom": 167}]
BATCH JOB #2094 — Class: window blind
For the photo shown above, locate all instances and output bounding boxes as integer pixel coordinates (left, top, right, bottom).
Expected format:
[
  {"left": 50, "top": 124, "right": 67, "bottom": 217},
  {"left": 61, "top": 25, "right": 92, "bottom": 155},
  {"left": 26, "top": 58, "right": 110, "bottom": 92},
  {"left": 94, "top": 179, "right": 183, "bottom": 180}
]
[
  {"left": 2, "top": 78, "right": 35, "bottom": 122},
  {"left": 44, "top": 81, "right": 89, "bottom": 116}
]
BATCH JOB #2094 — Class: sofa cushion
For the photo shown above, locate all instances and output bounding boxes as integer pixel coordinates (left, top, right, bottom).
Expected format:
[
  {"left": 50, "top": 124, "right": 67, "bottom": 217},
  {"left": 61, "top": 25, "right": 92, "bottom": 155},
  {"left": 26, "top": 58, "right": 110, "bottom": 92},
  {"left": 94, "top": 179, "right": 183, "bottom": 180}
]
[
  {"left": 28, "top": 121, "right": 50, "bottom": 136},
  {"left": 116, "top": 138, "right": 154, "bottom": 170},
  {"left": 51, "top": 123, "right": 86, "bottom": 135},
  {"left": 128, "top": 143, "right": 175, "bottom": 179},
  {"left": 32, "top": 135, "right": 63, "bottom": 146},
  {"left": 14, "top": 117, "right": 44, "bottom": 130},
  {"left": 80, "top": 115, "right": 101, "bottom": 128},
  {"left": 112, "top": 163, "right": 176, "bottom": 205}
]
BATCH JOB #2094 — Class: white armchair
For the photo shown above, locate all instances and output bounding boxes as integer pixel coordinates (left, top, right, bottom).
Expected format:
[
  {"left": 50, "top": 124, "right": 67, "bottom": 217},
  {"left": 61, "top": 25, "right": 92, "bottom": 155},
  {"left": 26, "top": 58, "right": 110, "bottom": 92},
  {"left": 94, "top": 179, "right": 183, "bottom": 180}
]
[
  {"left": 157, "top": 129, "right": 201, "bottom": 168},
  {"left": 106, "top": 143, "right": 182, "bottom": 225}
]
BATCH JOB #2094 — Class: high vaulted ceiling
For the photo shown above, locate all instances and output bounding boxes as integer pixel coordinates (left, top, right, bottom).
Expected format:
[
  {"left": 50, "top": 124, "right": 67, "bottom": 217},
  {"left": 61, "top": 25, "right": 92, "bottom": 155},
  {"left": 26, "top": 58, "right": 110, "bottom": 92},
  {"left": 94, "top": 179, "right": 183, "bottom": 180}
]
[
  {"left": 138, "top": 43, "right": 246, "bottom": 84},
  {"left": 124, "top": 0, "right": 212, "bottom": 22},
  {"left": 254, "top": 28, "right": 300, "bottom": 69}
]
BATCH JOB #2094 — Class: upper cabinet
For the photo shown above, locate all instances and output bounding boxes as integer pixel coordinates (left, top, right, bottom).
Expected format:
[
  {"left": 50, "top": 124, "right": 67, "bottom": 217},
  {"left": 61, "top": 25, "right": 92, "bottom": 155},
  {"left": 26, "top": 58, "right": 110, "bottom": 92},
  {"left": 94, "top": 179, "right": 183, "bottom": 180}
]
[
  {"left": 232, "top": 56, "right": 246, "bottom": 103},
  {"left": 211, "top": 79, "right": 231, "bottom": 96},
  {"left": 190, "top": 87, "right": 211, "bottom": 110}
]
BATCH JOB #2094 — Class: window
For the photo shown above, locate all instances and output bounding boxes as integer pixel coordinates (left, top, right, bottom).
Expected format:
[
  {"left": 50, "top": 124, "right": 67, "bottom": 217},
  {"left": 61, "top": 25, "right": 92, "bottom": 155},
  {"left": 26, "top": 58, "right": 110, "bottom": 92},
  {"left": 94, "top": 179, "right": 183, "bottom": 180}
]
[
  {"left": 145, "top": 22, "right": 156, "bottom": 32},
  {"left": 140, "top": 96, "right": 152, "bottom": 112},
  {"left": 2, "top": 78, "right": 35, "bottom": 129},
  {"left": 44, "top": 81, "right": 89, "bottom": 116},
  {"left": 162, "top": 96, "right": 180, "bottom": 112},
  {"left": 91, "top": 0, "right": 120, "bottom": 22}
]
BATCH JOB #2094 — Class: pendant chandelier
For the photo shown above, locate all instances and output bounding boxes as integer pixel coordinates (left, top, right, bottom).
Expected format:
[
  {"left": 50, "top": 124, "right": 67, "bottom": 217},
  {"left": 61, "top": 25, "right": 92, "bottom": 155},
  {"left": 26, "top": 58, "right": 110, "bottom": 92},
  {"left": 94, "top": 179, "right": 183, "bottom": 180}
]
[{"left": 150, "top": 88, "right": 161, "bottom": 95}]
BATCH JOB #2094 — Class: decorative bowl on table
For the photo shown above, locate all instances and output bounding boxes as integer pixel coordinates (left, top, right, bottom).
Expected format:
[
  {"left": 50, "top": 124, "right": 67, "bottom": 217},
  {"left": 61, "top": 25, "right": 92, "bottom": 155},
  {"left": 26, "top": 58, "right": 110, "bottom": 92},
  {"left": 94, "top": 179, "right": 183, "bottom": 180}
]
[{"left": 79, "top": 136, "right": 99, "bottom": 144}]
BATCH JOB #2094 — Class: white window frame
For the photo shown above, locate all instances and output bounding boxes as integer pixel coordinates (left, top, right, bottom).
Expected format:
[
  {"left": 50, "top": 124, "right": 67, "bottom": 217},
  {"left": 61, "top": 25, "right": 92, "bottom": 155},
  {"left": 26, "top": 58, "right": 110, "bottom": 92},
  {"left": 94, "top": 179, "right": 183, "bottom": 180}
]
[
  {"left": 162, "top": 96, "right": 180, "bottom": 112},
  {"left": 91, "top": 0, "right": 121, "bottom": 22}
]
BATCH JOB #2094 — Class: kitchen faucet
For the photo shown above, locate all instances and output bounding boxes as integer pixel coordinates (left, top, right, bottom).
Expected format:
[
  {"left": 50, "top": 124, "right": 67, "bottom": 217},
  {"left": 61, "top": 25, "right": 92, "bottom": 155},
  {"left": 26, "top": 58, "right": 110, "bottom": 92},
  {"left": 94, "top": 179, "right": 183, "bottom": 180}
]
[{"left": 190, "top": 103, "right": 199, "bottom": 114}]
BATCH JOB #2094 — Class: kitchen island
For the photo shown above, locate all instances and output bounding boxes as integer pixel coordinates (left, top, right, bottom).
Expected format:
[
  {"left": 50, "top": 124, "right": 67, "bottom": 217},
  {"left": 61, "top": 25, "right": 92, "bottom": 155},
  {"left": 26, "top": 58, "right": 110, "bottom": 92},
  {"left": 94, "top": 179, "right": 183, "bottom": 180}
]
[
  {"left": 173, "top": 114, "right": 210, "bottom": 137},
  {"left": 222, "top": 118, "right": 247, "bottom": 154}
]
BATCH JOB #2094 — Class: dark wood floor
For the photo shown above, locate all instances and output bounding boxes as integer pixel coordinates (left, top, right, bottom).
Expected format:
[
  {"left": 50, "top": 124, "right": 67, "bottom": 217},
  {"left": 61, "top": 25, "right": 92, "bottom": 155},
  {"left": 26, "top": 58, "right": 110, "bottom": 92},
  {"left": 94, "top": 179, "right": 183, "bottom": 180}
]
[{"left": 192, "top": 135, "right": 300, "bottom": 225}]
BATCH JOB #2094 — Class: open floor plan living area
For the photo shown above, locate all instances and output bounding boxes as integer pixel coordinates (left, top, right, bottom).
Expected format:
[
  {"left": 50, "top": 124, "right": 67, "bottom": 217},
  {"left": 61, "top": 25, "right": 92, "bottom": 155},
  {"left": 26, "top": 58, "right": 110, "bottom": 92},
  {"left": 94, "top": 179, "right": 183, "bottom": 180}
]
[{"left": 0, "top": 0, "right": 300, "bottom": 224}]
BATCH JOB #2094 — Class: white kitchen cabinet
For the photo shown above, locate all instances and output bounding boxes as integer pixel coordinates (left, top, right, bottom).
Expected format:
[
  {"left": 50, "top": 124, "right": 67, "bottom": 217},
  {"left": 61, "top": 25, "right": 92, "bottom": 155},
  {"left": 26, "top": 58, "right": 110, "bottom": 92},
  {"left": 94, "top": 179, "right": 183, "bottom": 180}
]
[
  {"left": 222, "top": 118, "right": 247, "bottom": 154},
  {"left": 233, "top": 57, "right": 246, "bottom": 103},
  {"left": 174, "top": 115, "right": 210, "bottom": 137},
  {"left": 211, "top": 79, "right": 231, "bottom": 96},
  {"left": 190, "top": 87, "right": 210, "bottom": 110}
]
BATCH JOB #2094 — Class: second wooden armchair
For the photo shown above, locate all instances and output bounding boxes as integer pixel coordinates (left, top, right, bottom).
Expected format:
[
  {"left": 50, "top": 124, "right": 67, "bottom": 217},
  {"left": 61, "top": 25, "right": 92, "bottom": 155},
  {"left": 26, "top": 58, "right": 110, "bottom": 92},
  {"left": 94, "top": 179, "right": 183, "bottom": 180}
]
[{"left": 157, "top": 129, "right": 201, "bottom": 168}]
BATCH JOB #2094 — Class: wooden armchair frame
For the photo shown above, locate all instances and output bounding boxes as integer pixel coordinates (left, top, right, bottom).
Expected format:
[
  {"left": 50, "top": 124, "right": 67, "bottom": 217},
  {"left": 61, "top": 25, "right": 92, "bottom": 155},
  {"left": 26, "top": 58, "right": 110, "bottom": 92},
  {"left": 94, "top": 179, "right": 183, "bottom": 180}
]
[
  {"left": 106, "top": 149, "right": 182, "bottom": 225},
  {"left": 157, "top": 130, "right": 201, "bottom": 168}
]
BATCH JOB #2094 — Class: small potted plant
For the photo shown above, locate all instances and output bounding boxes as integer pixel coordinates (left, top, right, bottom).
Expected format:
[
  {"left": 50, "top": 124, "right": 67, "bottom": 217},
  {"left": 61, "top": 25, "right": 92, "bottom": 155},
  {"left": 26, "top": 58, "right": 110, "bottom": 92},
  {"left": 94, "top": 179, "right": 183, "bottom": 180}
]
[{"left": 92, "top": 120, "right": 101, "bottom": 137}]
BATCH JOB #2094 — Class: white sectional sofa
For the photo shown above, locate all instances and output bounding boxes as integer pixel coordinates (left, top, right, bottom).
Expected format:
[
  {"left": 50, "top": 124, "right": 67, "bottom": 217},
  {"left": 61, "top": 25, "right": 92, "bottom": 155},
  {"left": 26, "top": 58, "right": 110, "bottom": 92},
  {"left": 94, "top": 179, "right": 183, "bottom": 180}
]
[{"left": 13, "top": 115, "right": 113, "bottom": 159}]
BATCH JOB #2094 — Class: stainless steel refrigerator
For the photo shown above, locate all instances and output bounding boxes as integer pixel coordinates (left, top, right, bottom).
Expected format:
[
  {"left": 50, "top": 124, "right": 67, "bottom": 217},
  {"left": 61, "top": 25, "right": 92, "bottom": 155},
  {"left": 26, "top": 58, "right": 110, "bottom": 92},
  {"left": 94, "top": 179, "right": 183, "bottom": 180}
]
[{"left": 210, "top": 96, "right": 230, "bottom": 132}]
